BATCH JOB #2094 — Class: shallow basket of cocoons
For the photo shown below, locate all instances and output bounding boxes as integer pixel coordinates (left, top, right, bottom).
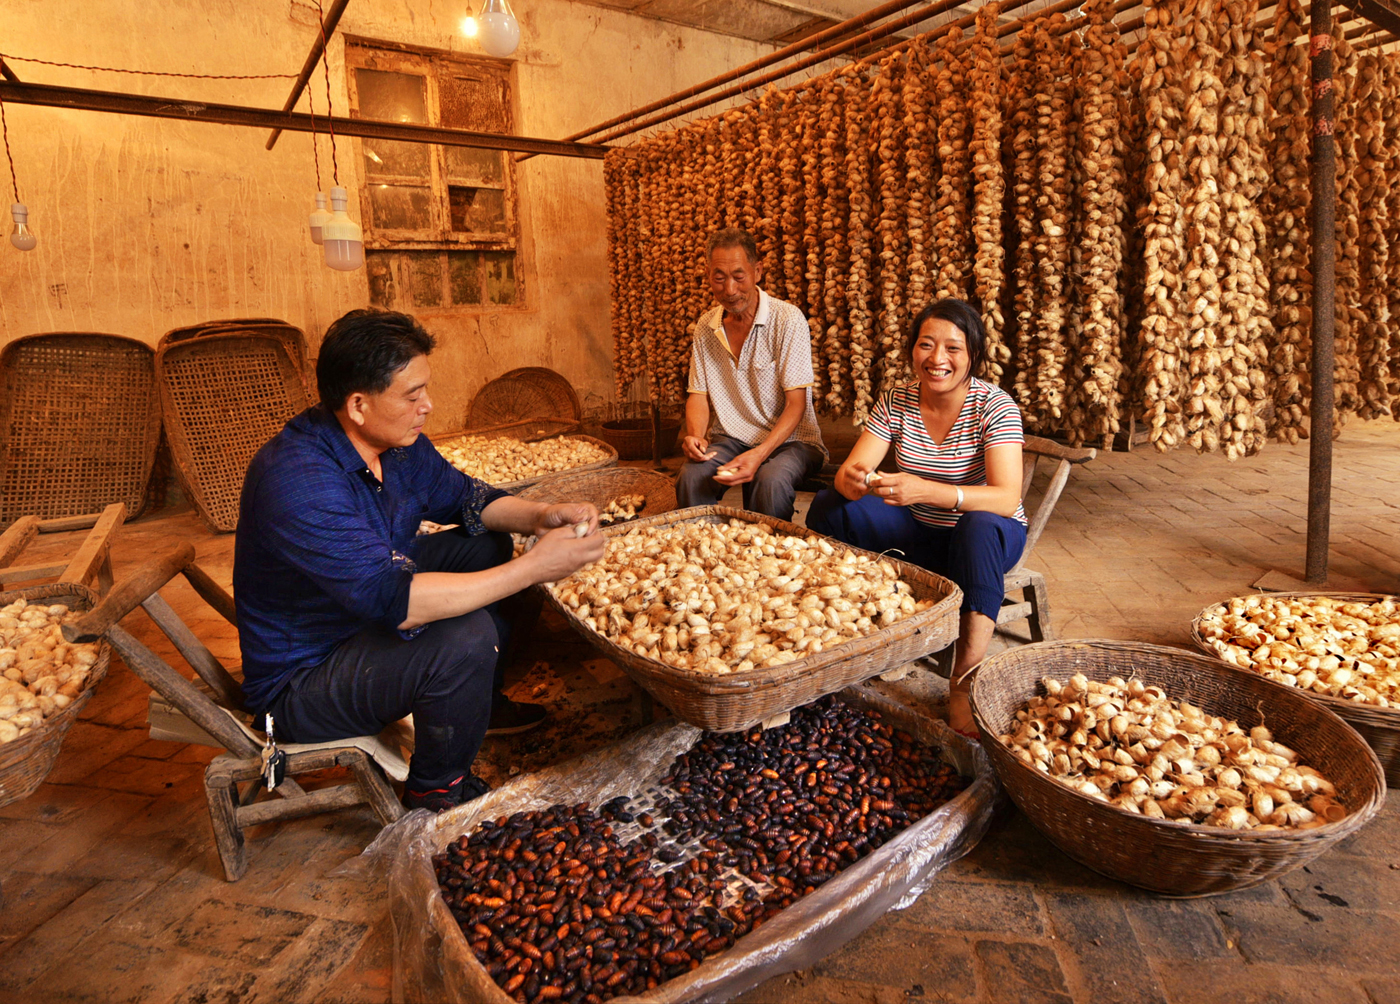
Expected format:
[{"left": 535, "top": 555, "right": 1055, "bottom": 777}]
[
  {"left": 0, "top": 583, "right": 111, "bottom": 808},
  {"left": 1192, "top": 591, "right": 1400, "bottom": 786},
  {"left": 431, "top": 431, "right": 617, "bottom": 491},
  {"left": 541, "top": 506, "right": 961, "bottom": 733},
  {"left": 970, "top": 640, "right": 1385, "bottom": 898},
  {"left": 514, "top": 467, "right": 678, "bottom": 524}
]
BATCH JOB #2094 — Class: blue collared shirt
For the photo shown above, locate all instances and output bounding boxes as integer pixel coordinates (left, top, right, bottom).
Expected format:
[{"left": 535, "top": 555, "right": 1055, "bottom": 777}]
[{"left": 233, "top": 405, "right": 509, "bottom": 712}]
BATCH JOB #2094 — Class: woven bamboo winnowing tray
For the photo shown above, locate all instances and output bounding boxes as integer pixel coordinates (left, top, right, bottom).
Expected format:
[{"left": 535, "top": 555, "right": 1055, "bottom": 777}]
[
  {"left": 157, "top": 332, "right": 311, "bottom": 532},
  {"left": 971, "top": 639, "right": 1386, "bottom": 898},
  {"left": 158, "top": 320, "right": 311, "bottom": 394},
  {"left": 0, "top": 583, "right": 111, "bottom": 808},
  {"left": 539, "top": 506, "right": 962, "bottom": 732},
  {"left": 468, "top": 367, "right": 581, "bottom": 429},
  {"left": 1191, "top": 591, "right": 1400, "bottom": 786},
  {"left": 515, "top": 467, "right": 677, "bottom": 522},
  {"left": 431, "top": 432, "right": 618, "bottom": 491},
  {"left": 0, "top": 333, "right": 160, "bottom": 526}
]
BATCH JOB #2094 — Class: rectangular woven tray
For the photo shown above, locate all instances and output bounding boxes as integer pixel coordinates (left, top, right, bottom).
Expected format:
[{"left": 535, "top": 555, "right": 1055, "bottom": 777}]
[
  {"left": 0, "top": 333, "right": 160, "bottom": 526},
  {"left": 539, "top": 505, "right": 962, "bottom": 732},
  {"left": 157, "top": 332, "right": 311, "bottom": 533},
  {"left": 430, "top": 430, "right": 618, "bottom": 491}
]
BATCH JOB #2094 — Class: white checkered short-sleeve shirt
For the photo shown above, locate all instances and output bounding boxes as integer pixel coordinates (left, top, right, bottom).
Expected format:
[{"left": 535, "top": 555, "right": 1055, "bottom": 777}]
[{"left": 687, "top": 289, "right": 826, "bottom": 457}]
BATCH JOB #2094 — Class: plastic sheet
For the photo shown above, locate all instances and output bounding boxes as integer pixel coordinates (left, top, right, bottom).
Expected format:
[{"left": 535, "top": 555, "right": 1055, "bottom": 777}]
[{"left": 365, "top": 685, "right": 1000, "bottom": 1004}]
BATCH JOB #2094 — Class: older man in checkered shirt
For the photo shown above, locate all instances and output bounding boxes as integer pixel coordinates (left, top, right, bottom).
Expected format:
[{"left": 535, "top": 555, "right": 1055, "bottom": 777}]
[{"left": 676, "top": 228, "right": 827, "bottom": 521}]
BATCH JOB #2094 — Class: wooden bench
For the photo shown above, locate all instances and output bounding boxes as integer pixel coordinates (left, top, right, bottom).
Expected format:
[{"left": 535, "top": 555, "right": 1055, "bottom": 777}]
[{"left": 62, "top": 545, "right": 407, "bottom": 881}]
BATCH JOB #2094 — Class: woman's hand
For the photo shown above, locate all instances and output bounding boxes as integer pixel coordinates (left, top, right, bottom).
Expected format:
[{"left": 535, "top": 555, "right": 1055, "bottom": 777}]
[
  {"left": 868, "top": 472, "right": 936, "bottom": 507},
  {"left": 834, "top": 463, "right": 872, "bottom": 500},
  {"left": 532, "top": 501, "right": 599, "bottom": 539}
]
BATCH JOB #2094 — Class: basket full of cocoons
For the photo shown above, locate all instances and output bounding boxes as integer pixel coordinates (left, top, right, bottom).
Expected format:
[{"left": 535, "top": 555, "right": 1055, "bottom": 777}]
[{"left": 970, "top": 639, "right": 1385, "bottom": 897}]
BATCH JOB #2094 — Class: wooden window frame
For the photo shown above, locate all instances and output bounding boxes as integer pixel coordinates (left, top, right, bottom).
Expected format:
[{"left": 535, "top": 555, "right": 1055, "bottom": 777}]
[{"left": 345, "top": 36, "right": 523, "bottom": 310}]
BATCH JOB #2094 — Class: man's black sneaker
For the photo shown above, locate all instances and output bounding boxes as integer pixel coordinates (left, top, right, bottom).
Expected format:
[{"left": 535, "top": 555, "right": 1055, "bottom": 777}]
[
  {"left": 402, "top": 772, "right": 491, "bottom": 813},
  {"left": 486, "top": 697, "right": 548, "bottom": 736}
]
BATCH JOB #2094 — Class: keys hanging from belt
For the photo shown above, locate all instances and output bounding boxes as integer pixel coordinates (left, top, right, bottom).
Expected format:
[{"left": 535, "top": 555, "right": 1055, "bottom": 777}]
[{"left": 261, "top": 713, "right": 287, "bottom": 790}]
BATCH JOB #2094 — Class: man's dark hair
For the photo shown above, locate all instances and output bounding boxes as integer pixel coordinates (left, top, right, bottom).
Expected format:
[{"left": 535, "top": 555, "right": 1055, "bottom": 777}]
[
  {"left": 706, "top": 228, "right": 760, "bottom": 265},
  {"left": 316, "top": 309, "right": 436, "bottom": 411},
  {"left": 906, "top": 299, "right": 987, "bottom": 383}
]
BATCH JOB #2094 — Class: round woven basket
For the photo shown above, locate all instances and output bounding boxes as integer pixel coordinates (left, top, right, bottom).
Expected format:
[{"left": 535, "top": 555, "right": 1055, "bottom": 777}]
[
  {"left": 0, "top": 583, "right": 111, "bottom": 808},
  {"left": 468, "top": 368, "right": 581, "bottom": 429},
  {"left": 596, "top": 417, "right": 681, "bottom": 461},
  {"left": 515, "top": 467, "right": 677, "bottom": 522},
  {"left": 1191, "top": 591, "right": 1400, "bottom": 786},
  {"left": 970, "top": 639, "right": 1386, "bottom": 897}
]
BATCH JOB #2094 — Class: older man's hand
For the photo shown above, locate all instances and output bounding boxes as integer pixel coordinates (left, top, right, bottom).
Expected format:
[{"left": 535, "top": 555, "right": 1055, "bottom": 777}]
[
  {"left": 682, "top": 435, "right": 716, "bottom": 463},
  {"left": 712, "top": 448, "right": 764, "bottom": 486}
]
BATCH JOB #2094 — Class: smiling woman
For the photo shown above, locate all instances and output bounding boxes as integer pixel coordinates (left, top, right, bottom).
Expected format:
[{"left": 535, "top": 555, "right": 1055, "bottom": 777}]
[{"left": 806, "top": 298, "right": 1027, "bottom": 736}]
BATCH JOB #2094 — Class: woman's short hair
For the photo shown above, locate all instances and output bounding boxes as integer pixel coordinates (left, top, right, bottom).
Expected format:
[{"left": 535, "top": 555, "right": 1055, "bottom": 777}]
[
  {"left": 906, "top": 299, "right": 987, "bottom": 381},
  {"left": 316, "top": 309, "right": 436, "bottom": 411},
  {"left": 705, "top": 228, "right": 760, "bottom": 265}
]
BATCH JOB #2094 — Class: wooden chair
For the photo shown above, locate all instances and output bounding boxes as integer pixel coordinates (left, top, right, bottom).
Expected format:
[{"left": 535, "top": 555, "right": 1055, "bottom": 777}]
[
  {"left": 998, "top": 435, "right": 1097, "bottom": 642},
  {"left": 62, "top": 544, "right": 407, "bottom": 881}
]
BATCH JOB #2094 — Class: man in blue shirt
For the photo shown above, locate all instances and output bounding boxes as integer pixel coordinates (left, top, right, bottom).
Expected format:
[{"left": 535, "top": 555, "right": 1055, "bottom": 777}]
[{"left": 234, "top": 309, "right": 605, "bottom": 812}]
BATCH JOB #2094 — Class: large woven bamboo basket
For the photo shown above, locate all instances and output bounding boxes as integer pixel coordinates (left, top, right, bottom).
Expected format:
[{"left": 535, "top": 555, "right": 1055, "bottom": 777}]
[
  {"left": 970, "top": 639, "right": 1386, "bottom": 897},
  {"left": 467, "top": 367, "right": 581, "bottom": 428},
  {"left": 159, "top": 320, "right": 311, "bottom": 394},
  {"left": 431, "top": 431, "right": 618, "bottom": 491},
  {"left": 0, "top": 583, "right": 111, "bottom": 808},
  {"left": 0, "top": 333, "right": 161, "bottom": 527},
  {"left": 515, "top": 467, "right": 677, "bottom": 521},
  {"left": 1191, "top": 591, "right": 1400, "bottom": 786},
  {"left": 157, "top": 333, "right": 311, "bottom": 532},
  {"left": 539, "top": 506, "right": 961, "bottom": 732}
]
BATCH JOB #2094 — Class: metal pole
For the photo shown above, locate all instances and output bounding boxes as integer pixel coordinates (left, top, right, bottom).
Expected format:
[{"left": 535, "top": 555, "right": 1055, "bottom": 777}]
[
  {"left": 1306, "top": 2, "right": 1336, "bottom": 583},
  {"left": 265, "top": 0, "right": 351, "bottom": 150},
  {"left": 0, "top": 80, "right": 608, "bottom": 160}
]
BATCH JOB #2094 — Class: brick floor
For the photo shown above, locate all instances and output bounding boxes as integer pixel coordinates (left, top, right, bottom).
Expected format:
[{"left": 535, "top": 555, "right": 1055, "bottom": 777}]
[{"left": 1, "top": 419, "right": 1398, "bottom": 1002}]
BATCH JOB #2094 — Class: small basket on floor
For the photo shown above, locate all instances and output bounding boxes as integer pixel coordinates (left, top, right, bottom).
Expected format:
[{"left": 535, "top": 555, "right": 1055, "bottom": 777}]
[
  {"left": 1191, "top": 591, "right": 1400, "bottom": 786},
  {"left": 515, "top": 467, "right": 677, "bottom": 522},
  {"left": 0, "top": 583, "right": 111, "bottom": 808},
  {"left": 971, "top": 639, "right": 1386, "bottom": 897},
  {"left": 538, "top": 506, "right": 961, "bottom": 733}
]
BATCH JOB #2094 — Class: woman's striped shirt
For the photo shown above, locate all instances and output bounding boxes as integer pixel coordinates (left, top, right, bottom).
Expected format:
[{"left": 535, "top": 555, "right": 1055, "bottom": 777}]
[{"left": 865, "top": 378, "right": 1027, "bottom": 528}]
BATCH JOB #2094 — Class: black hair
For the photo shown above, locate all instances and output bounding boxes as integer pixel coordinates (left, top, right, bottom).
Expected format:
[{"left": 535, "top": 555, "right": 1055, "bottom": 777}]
[
  {"left": 906, "top": 299, "right": 987, "bottom": 383},
  {"left": 316, "top": 308, "right": 436, "bottom": 411},
  {"left": 705, "top": 227, "right": 760, "bottom": 266}
]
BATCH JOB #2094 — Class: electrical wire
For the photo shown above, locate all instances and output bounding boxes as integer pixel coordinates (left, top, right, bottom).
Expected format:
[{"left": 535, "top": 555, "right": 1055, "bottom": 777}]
[
  {"left": 314, "top": 0, "right": 339, "bottom": 185},
  {"left": 0, "top": 96, "right": 19, "bottom": 202},
  {"left": 0, "top": 52, "right": 295, "bottom": 79}
]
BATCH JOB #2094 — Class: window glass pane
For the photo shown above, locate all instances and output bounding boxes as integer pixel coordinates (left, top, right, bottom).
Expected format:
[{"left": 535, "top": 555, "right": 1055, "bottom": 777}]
[
  {"left": 355, "top": 69, "right": 431, "bottom": 178},
  {"left": 449, "top": 186, "right": 507, "bottom": 236},
  {"left": 448, "top": 251, "right": 483, "bottom": 306},
  {"left": 367, "top": 252, "right": 398, "bottom": 307},
  {"left": 444, "top": 146, "right": 505, "bottom": 186},
  {"left": 356, "top": 68, "right": 429, "bottom": 122},
  {"left": 408, "top": 252, "right": 444, "bottom": 308},
  {"left": 484, "top": 252, "right": 516, "bottom": 305},
  {"left": 369, "top": 184, "right": 434, "bottom": 230},
  {"left": 440, "top": 73, "right": 508, "bottom": 133}
]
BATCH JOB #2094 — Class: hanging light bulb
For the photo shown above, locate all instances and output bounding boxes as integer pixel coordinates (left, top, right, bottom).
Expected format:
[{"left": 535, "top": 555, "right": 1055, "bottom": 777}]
[
  {"left": 308, "top": 192, "right": 332, "bottom": 245},
  {"left": 322, "top": 186, "right": 364, "bottom": 271},
  {"left": 9, "top": 203, "right": 35, "bottom": 251},
  {"left": 461, "top": 13, "right": 479, "bottom": 37},
  {"left": 475, "top": 0, "right": 520, "bottom": 57}
]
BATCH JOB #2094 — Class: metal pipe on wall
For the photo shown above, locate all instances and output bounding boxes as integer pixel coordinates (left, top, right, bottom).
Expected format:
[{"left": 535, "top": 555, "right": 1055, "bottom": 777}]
[{"left": 265, "top": 0, "right": 351, "bottom": 150}]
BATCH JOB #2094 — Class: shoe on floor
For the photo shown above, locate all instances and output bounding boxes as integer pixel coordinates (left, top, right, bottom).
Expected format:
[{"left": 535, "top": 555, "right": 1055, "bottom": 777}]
[
  {"left": 402, "top": 772, "right": 491, "bottom": 813},
  {"left": 486, "top": 696, "right": 547, "bottom": 736}
]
